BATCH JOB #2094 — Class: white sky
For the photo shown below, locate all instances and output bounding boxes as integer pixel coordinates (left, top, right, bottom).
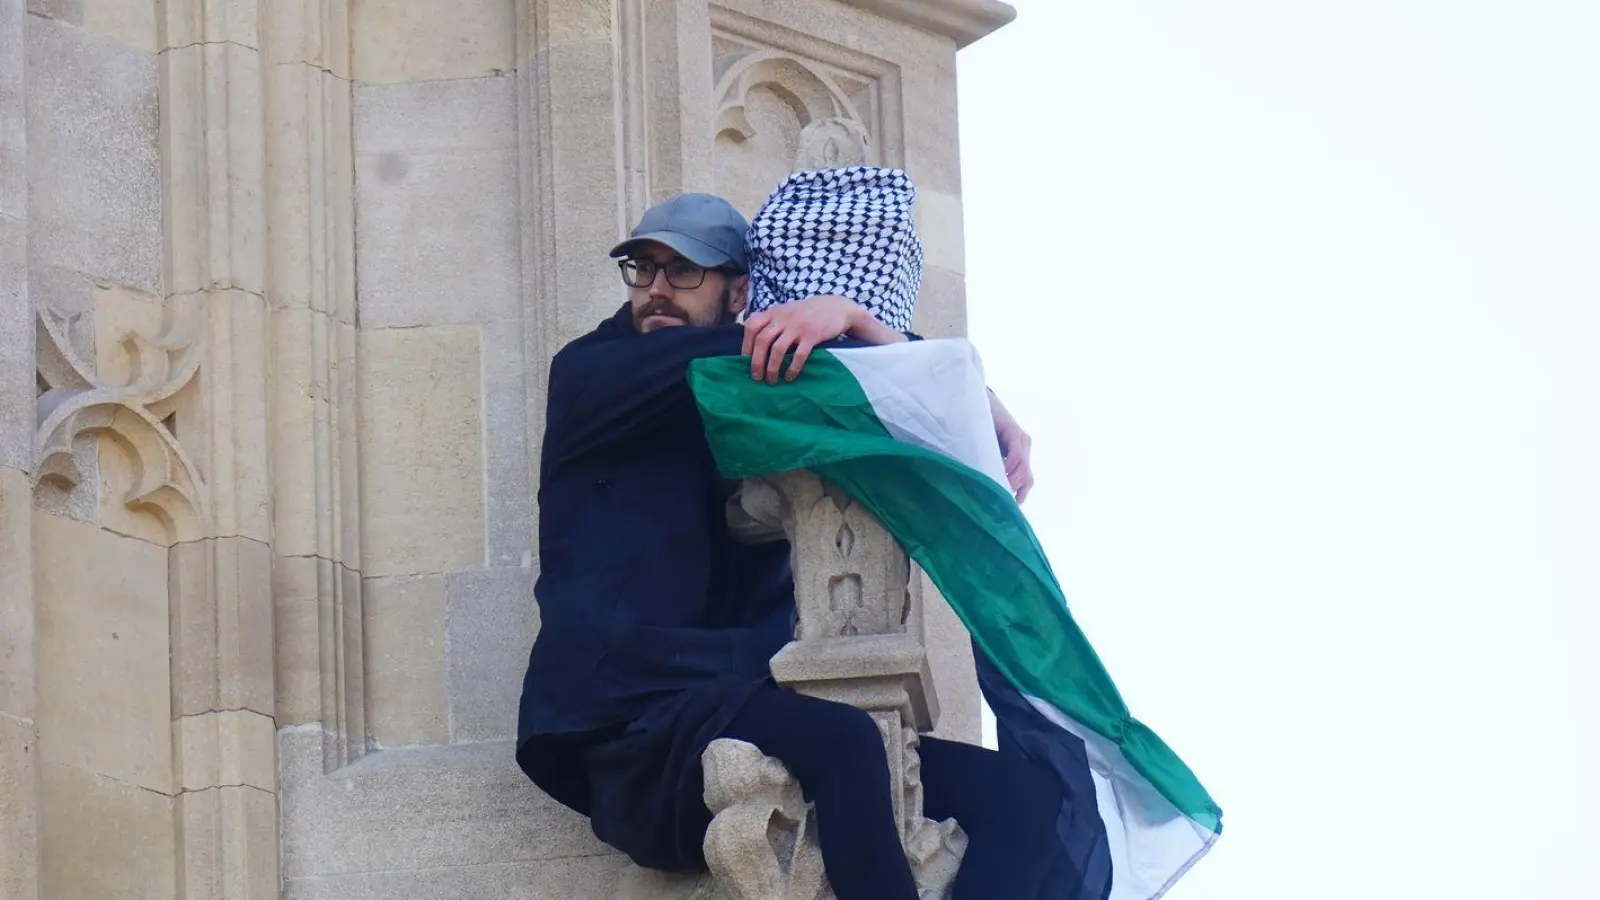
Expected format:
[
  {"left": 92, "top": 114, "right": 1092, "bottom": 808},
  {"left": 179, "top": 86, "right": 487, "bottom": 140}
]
[{"left": 958, "top": 2, "right": 1599, "bottom": 897}]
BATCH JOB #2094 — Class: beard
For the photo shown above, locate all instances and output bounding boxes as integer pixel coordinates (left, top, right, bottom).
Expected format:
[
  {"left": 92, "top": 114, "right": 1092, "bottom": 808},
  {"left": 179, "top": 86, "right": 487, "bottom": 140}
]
[{"left": 633, "top": 283, "right": 736, "bottom": 332}]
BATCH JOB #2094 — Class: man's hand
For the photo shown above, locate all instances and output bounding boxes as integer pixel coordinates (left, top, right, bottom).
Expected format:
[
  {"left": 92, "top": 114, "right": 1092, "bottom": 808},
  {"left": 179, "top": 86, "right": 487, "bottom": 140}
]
[
  {"left": 989, "top": 390, "right": 1034, "bottom": 503},
  {"left": 742, "top": 295, "right": 858, "bottom": 384}
]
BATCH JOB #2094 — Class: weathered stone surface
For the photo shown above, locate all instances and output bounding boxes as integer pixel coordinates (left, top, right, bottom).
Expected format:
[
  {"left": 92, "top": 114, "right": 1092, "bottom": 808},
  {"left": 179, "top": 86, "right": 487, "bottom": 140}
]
[
  {"left": 483, "top": 319, "right": 534, "bottom": 565},
  {"left": 175, "top": 709, "right": 276, "bottom": 792},
  {"left": 286, "top": 854, "right": 628, "bottom": 900},
  {"left": 521, "top": 0, "right": 613, "bottom": 48},
  {"left": 83, "top": 0, "right": 159, "bottom": 52},
  {"left": 0, "top": 217, "right": 27, "bottom": 471},
  {"left": 910, "top": 264, "right": 967, "bottom": 340},
  {"left": 537, "top": 39, "right": 632, "bottom": 344},
  {"left": 0, "top": 711, "right": 38, "bottom": 900},
  {"left": 833, "top": 0, "right": 1015, "bottom": 48},
  {"left": 701, "top": 738, "right": 823, "bottom": 900},
  {"left": 0, "top": 0, "right": 23, "bottom": 222},
  {"left": 271, "top": 553, "right": 322, "bottom": 726},
  {"left": 633, "top": 0, "right": 716, "bottom": 204},
  {"left": 446, "top": 567, "right": 537, "bottom": 743},
  {"left": 25, "top": 0, "right": 81, "bottom": 25},
  {"left": 175, "top": 785, "right": 278, "bottom": 900},
  {"left": 263, "top": 63, "right": 355, "bottom": 316},
  {"left": 914, "top": 187, "right": 966, "bottom": 275},
  {"left": 611, "top": 864, "right": 722, "bottom": 900},
  {"left": 190, "top": 292, "right": 273, "bottom": 542},
  {"left": 271, "top": 554, "right": 366, "bottom": 755},
  {"left": 34, "top": 510, "right": 173, "bottom": 793},
  {"left": 161, "top": 42, "right": 265, "bottom": 296},
  {"left": 159, "top": 0, "right": 257, "bottom": 51},
  {"left": 260, "top": 0, "right": 348, "bottom": 75},
  {"left": 0, "top": 466, "right": 31, "bottom": 718},
  {"left": 351, "top": 0, "right": 514, "bottom": 84},
  {"left": 900, "top": 56, "right": 963, "bottom": 196},
  {"left": 770, "top": 472, "right": 912, "bottom": 641},
  {"left": 353, "top": 75, "right": 518, "bottom": 330},
  {"left": 325, "top": 562, "right": 369, "bottom": 769},
  {"left": 364, "top": 574, "right": 449, "bottom": 747},
  {"left": 28, "top": 422, "right": 100, "bottom": 527},
  {"left": 279, "top": 730, "right": 611, "bottom": 877},
  {"left": 25, "top": 14, "right": 161, "bottom": 291},
  {"left": 28, "top": 0, "right": 162, "bottom": 50},
  {"left": 39, "top": 760, "right": 176, "bottom": 900},
  {"left": 169, "top": 536, "right": 276, "bottom": 718},
  {"left": 357, "top": 325, "right": 485, "bottom": 577},
  {"left": 268, "top": 310, "right": 357, "bottom": 561}
]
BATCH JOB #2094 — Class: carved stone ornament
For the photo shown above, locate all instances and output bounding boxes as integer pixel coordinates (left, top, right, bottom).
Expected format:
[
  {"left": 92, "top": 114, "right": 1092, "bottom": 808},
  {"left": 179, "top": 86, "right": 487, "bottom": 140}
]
[
  {"left": 33, "top": 283, "right": 206, "bottom": 542},
  {"left": 714, "top": 52, "right": 872, "bottom": 158},
  {"left": 694, "top": 472, "right": 967, "bottom": 900},
  {"left": 794, "top": 118, "right": 871, "bottom": 171},
  {"left": 710, "top": 45, "right": 881, "bottom": 212}
]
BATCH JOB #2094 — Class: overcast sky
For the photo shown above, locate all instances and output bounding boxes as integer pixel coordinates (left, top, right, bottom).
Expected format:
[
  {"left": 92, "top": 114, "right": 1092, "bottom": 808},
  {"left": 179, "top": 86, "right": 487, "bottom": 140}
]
[{"left": 957, "top": 2, "right": 1598, "bottom": 897}]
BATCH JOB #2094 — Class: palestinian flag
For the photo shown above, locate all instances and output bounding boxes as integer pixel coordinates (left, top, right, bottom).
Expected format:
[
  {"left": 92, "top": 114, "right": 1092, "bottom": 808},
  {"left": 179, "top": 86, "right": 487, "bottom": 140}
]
[{"left": 687, "top": 339, "right": 1221, "bottom": 900}]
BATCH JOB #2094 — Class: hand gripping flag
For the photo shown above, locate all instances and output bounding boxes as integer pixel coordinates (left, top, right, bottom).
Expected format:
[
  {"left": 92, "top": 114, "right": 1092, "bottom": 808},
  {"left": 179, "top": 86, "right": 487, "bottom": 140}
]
[{"left": 687, "top": 339, "right": 1222, "bottom": 900}]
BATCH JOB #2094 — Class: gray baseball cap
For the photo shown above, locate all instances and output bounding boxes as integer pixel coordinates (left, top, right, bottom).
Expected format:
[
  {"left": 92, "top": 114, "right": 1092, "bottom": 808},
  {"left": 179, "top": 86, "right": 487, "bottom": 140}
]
[{"left": 609, "top": 193, "right": 750, "bottom": 273}]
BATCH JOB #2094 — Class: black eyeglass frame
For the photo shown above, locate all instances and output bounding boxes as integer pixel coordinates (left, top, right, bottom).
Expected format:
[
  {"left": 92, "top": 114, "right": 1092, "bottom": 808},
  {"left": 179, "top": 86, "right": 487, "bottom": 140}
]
[{"left": 617, "top": 257, "right": 736, "bottom": 290}]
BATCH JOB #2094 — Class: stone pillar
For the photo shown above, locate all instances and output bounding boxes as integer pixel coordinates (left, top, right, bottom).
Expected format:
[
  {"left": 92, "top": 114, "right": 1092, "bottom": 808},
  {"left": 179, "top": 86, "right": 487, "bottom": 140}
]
[
  {"left": 157, "top": 3, "right": 279, "bottom": 896},
  {"left": 0, "top": 0, "right": 34, "bottom": 896},
  {"left": 261, "top": 0, "right": 365, "bottom": 774},
  {"left": 698, "top": 473, "right": 966, "bottom": 900}
]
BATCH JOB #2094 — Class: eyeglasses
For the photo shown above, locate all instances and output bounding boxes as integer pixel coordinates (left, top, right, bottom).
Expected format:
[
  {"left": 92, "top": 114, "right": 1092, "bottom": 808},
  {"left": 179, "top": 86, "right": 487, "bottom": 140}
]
[{"left": 619, "top": 257, "right": 725, "bottom": 290}]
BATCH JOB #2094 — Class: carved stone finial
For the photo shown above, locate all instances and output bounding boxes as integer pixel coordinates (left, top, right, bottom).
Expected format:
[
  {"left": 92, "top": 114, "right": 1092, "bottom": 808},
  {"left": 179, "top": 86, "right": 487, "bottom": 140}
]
[{"left": 794, "top": 118, "right": 870, "bottom": 171}]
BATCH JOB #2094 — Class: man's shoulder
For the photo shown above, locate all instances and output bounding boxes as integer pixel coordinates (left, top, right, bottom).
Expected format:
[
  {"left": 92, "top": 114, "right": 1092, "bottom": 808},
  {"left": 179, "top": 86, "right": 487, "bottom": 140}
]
[
  {"left": 557, "top": 304, "right": 632, "bottom": 350},
  {"left": 548, "top": 306, "right": 634, "bottom": 375}
]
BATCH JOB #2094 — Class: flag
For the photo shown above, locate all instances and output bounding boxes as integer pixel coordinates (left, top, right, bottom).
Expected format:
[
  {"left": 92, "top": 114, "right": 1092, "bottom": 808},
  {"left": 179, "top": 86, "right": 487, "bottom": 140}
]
[{"left": 688, "top": 339, "right": 1221, "bottom": 900}]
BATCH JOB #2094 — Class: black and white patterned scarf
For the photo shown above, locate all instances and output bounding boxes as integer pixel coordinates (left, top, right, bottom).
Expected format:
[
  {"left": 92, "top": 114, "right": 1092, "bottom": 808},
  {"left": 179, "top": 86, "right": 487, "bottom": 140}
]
[{"left": 745, "top": 166, "right": 924, "bottom": 332}]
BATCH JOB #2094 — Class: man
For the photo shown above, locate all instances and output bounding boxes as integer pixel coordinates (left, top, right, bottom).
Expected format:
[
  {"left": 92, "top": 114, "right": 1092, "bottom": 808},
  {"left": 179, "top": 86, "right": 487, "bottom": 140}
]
[{"left": 516, "top": 193, "right": 1060, "bottom": 900}]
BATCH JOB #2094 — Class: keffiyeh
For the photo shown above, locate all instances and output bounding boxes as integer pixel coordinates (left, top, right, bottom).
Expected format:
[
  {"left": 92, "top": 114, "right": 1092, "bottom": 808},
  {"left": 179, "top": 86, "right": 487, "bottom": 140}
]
[{"left": 745, "top": 166, "right": 924, "bottom": 332}]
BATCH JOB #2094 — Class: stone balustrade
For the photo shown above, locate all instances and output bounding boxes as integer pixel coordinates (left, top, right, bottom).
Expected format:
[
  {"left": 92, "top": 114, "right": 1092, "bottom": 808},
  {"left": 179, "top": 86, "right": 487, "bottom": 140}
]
[{"left": 619, "top": 473, "right": 967, "bottom": 900}]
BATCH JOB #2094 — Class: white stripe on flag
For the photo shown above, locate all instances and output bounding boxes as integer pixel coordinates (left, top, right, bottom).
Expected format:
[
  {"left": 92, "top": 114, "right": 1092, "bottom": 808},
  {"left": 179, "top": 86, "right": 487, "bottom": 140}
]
[
  {"left": 832, "top": 341, "right": 1012, "bottom": 491},
  {"left": 1025, "top": 696, "right": 1219, "bottom": 900}
]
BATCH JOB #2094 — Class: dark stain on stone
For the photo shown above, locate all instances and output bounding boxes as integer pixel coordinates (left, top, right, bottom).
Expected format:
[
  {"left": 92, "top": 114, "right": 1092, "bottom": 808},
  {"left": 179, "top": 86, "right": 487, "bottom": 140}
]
[{"left": 374, "top": 153, "right": 409, "bottom": 184}]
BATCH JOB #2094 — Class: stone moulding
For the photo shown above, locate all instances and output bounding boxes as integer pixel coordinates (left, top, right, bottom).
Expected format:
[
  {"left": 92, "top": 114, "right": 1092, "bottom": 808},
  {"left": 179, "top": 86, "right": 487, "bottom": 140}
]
[
  {"left": 709, "top": 4, "right": 904, "bottom": 174},
  {"left": 713, "top": 51, "right": 868, "bottom": 149},
  {"left": 262, "top": 0, "right": 365, "bottom": 775},
  {"left": 835, "top": 0, "right": 1017, "bottom": 48}
]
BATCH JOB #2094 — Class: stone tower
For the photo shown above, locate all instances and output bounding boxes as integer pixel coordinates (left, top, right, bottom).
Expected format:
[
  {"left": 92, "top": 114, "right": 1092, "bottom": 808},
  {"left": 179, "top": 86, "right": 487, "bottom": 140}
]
[{"left": 0, "top": 1, "right": 1015, "bottom": 897}]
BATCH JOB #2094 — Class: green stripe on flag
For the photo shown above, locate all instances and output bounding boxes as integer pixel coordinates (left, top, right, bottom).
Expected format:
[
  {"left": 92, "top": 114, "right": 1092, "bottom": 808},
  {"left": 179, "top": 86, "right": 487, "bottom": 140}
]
[{"left": 689, "top": 350, "right": 1222, "bottom": 834}]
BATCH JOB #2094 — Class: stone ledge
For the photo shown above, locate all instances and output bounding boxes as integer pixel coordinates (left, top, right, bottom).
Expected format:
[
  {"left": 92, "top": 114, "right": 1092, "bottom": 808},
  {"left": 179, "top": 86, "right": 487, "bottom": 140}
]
[
  {"left": 278, "top": 730, "right": 613, "bottom": 878},
  {"left": 769, "top": 632, "right": 939, "bottom": 733},
  {"left": 835, "top": 0, "right": 1017, "bottom": 48}
]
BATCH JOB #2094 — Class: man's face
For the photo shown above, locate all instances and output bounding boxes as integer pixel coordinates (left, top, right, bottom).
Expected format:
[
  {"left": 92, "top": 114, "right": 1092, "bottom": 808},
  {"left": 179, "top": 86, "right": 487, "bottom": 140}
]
[{"left": 625, "top": 242, "right": 748, "bottom": 333}]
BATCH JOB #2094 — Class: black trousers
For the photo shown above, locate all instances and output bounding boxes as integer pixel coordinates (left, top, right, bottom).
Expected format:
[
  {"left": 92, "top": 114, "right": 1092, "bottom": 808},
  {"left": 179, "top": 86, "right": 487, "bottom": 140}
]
[{"left": 721, "top": 684, "right": 1064, "bottom": 900}]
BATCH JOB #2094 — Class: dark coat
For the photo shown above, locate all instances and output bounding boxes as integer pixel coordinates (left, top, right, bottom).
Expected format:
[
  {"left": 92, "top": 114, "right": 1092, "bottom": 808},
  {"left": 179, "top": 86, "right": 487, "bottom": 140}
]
[
  {"left": 514, "top": 306, "right": 1112, "bottom": 895},
  {"left": 515, "top": 304, "right": 797, "bottom": 870}
]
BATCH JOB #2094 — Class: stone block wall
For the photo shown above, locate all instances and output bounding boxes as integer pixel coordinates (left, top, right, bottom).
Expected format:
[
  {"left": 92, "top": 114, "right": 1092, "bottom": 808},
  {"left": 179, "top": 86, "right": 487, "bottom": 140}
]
[{"left": 0, "top": 1, "right": 1014, "bottom": 898}]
